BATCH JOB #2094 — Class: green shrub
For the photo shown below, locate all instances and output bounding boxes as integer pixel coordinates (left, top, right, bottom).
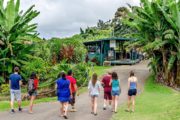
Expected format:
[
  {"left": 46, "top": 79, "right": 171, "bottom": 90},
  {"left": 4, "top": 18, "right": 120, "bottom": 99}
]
[
  {"left": 21, "top": 57, "right": 49, "bottom": 82},
  {"left": 72, "top": 63, "right": 91, "bottom": 86},
  {"left": 0, "top": 84, "right": 9, "bottom": 95},
  {"left": 0, "top": 77, "right": 5, "bottom": 84}
]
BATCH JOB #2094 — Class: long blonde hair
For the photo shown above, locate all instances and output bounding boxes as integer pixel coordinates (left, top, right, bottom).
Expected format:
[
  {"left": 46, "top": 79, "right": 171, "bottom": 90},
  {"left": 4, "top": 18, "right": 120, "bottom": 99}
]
[{"left": 92, "top": 73, "right": 98, "bottom": 87}]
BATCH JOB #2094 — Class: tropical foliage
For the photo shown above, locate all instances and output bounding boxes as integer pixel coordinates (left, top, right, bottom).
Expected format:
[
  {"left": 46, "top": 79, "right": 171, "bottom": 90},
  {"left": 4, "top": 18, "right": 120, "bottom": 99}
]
[
  {"left": 0, "top": 0, "right": 39, "bottom": 82},
  {"left": 0, "top": 0, "right": 89, "bottom": 88},
  {"left": 123, "top": 0, "right": 180, "bottom": 87}
]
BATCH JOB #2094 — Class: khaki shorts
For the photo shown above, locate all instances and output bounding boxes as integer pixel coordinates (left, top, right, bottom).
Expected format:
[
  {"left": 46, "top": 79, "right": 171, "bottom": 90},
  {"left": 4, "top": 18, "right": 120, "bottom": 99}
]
[{"left": 10, "top": 89, "right": 21, "bottom": 102}]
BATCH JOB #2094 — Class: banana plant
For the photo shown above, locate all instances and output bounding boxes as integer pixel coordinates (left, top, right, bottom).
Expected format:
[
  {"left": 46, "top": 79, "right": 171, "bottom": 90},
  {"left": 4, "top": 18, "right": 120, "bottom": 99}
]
[
  {"left": 0, "top": 0, "right": 39, "bottom": 83},
  {"left": 122, "top": 0, "right": 180, "bottom": 87}
]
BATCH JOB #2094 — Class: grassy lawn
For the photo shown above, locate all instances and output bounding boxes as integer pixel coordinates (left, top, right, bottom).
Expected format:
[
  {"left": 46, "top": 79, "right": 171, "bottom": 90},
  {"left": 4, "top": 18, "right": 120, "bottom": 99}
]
[
  {"left": 92, "top": 66, "right": 112, "bottom": 76},
  {"left": 112, "top": 75, "right": 180, "bottom": 120},
  {"left": 0, "top": 66, "right": 112, "bottom": 112}
]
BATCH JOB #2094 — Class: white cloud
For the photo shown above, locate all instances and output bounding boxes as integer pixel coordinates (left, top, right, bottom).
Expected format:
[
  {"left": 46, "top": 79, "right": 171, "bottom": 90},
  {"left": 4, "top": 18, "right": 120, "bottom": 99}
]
[{"left": 4, "top": 0, "right": 140, "bottom": 38}]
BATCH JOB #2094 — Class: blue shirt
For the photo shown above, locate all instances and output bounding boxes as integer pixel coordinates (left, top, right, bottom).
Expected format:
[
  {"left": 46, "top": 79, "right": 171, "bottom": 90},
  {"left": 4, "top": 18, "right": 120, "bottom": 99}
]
[
  {"left": 130, "top": 82, "right": 137, "bottom": 89},
  {"left": 112, "top": 79, "right": 120, "bottom": 91},
  {"left": 9, "top": 73, "right": 22, "bottom": 90},
  {"left": 56, "top": 78, "right": 70, "bottom": 98}
]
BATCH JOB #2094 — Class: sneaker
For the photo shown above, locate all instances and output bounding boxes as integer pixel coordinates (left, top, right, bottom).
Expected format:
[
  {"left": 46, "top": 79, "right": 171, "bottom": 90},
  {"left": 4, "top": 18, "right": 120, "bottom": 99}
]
[
  {"left": 70, "top": 108, "right": 77, "bottom": 112},
  {"left": 11, "top": 109, "right": 15, "bottom": 114},
  {"left": 28, "top": 111, "right": 33, "bottom": 114},
  {"left": 18, "top": 108, "right": 22, "bottom": 112},
  {"left": 94, "top": 113, "right": 98, "bottom": 116}
]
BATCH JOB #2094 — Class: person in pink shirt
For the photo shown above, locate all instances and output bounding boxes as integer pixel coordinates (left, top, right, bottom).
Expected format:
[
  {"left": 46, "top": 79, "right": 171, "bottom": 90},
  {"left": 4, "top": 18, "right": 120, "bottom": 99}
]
[
  {"left": 101, "top": 71, "right": 112, "bottom": 110},
  {"left": 66, "top": 70, "right": 78, "bottom": 112}
]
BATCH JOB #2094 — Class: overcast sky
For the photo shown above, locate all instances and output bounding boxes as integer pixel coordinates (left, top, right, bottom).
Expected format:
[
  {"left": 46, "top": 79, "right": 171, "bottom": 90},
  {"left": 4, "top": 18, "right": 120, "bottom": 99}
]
[{"left": 5, "top": 0, "right": 140, "bottom": 38}]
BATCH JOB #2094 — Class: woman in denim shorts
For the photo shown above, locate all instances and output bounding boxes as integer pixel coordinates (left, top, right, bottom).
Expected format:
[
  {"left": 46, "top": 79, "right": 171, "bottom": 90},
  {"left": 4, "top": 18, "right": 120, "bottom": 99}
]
[
  {"left": 88, "top": 73, "right": 101, "bottom": 116},
  {"left": 110, "top": 72, "right": 121, "bottom": 113}
]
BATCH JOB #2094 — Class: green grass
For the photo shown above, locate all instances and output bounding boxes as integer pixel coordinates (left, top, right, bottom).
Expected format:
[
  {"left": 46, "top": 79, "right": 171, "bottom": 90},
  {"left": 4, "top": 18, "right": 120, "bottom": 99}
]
[
  {"left": 112, "top": 75, "right": 180, "bottom": 120},
  {"left": 92, "top": 66, "right": 112, "bottom": 76}
]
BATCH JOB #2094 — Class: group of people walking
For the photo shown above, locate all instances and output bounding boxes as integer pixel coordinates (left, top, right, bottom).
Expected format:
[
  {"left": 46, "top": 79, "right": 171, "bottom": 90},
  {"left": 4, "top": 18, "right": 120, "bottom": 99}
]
[
  {"left": 87, "top": 70, "right": 138, "bottom": 117},
  {"left": 9, "top": 67, "right": 39, "bottom": 114},
  {"left": 9, "top": 67, "right": 138, "bottom": 119}
]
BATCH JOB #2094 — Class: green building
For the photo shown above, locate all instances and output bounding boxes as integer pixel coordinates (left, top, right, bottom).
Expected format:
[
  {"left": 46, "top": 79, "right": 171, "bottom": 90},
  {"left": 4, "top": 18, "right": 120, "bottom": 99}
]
[{"left": 84, "top": 37, "right": 140, "bottom": 65}]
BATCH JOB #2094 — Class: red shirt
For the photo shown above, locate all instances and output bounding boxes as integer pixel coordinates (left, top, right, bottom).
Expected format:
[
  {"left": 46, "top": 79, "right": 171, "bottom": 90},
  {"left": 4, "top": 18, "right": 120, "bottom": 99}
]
[
  {"left": 102, "top": 75, "right": 112, "bottom": 92},
  {"left": 34, "top": 78, "right": 39, "bottom": 90},
  {"left": 66, "top": 75, "right": 77, "bottom": 93}
]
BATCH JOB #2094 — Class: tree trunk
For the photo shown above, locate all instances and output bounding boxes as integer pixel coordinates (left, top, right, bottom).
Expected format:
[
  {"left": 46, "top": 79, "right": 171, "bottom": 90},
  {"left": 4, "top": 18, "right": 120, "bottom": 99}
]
[
  {"left": 176, "top": 60, "right": 180, "bottom": 87},
  {"left": 161, "top": 49, "right": 168, "bottom": 84}
]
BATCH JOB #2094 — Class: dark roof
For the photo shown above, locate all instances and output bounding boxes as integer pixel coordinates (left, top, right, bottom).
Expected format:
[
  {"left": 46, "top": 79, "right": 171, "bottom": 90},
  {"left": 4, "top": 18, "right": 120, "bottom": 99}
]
[{"left": 83, "top": 37, "right": 134, "bottom": 45}]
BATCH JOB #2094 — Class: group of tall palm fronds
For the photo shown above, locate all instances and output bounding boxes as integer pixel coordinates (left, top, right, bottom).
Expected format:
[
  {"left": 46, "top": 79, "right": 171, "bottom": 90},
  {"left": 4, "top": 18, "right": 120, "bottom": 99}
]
[
  {"left": 0, "top": 0, "right": 39, "bottom": 82},
  {"left": 123, "top": 0, "right": 180, "bottom": 87}
]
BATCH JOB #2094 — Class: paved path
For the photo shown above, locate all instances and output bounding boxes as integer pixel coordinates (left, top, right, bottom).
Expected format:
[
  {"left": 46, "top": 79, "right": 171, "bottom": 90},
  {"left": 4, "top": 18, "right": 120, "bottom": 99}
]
[{"left": 0, "top": 61, "right": 150, "bottom": 120}]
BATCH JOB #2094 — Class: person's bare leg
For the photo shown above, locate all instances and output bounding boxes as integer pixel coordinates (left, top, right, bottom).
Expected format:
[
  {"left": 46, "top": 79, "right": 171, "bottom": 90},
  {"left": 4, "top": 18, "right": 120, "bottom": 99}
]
[
  {"left": 64, "top": 102, "right": 69, "bottom": 116},
  {"left": 127, "top": 96, "right": 131, "bottom": 111},
  {"left": 112, "top": 96, "right": 115, "bottom": 112},
  {"left": 10, "top": 91, "right": 15, "bottom": 111},
  {"left": 109, "top": 99, "right": 112, "bottom": 106},
  {"left": 10, "top": 100, "right": 14, "bottom": 110},
  {"left": 103, "top": 99, "right": 107, "bottom": 109},
  {"left": 94, "top": 97, "right": 97, "bottom": 114},
  {"left": 18, "top": 100, "right": 22, "bottom": 109},
  {"left": 132, "top": 96, "right": 135, "bottom": 112},
  {"left": 29, "top": 96, "right": 35, "bottom": 113},
  {"left": 114, "top": 96, "right": 119, "bottom": 112},
  {"left": 91, "top": 97, "right": 94, "bottom": 113},
  {"left": 60, "top": 102, "right": 64, "bottom": 116}
]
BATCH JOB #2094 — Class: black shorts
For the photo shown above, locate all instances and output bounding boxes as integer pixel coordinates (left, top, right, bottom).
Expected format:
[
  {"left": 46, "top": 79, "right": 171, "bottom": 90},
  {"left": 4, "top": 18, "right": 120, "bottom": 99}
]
[{"left": 128, "top": 89, "right": 137, "bottom": 96}]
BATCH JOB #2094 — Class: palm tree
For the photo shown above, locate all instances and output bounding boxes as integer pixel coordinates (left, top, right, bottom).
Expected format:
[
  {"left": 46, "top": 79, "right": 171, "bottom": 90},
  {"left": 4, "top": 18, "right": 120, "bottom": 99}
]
[
  {"left": 0, "top": 0, "right": 39, "bottom": 82},
  {"left": 123, "top": 0, "right": 180, "bottom": 87}
]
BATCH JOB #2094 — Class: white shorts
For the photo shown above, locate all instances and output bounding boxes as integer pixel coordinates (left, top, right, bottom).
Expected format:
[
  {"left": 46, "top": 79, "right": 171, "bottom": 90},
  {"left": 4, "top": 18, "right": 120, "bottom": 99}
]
[{"left": 10, "top": 89, "right": 21, "bottom": 102}]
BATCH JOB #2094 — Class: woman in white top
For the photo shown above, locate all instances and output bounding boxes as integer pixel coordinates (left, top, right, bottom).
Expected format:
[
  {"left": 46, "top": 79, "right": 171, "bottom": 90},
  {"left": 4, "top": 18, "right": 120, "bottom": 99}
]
[{"left": 88, "top": 73, "right": 101, "bottom": 116}]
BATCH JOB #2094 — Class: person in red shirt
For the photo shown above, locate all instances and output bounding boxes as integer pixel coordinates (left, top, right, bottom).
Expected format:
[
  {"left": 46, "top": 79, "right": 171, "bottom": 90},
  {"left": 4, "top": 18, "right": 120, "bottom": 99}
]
[
  {"left": 101, "top": 71, "right": 112, "bottom": 110},
  {"left": 28, "top": 72, "right": 39, "bottom": 114},
  {"left": 66, "top": 70, "right": 78, "bottom": 112}
]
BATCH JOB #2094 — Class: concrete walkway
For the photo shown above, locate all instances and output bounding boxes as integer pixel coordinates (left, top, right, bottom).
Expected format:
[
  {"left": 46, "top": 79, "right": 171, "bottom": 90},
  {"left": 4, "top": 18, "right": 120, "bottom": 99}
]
[{"left": 0, "top": 60, "right": 150, "bottom": 120}]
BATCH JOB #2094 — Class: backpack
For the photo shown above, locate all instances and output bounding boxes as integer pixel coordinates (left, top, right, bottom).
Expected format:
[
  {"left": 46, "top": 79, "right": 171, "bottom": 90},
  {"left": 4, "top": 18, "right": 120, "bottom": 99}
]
[{"left": 27, "top": 78, "right": 35, "bottom": 95}]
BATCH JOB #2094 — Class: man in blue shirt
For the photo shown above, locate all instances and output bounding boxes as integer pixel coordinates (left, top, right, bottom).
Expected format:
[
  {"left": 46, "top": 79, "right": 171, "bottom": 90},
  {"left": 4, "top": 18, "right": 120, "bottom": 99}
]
[{"left": 9, "top": 67, "right": 22, "bottom": 113}]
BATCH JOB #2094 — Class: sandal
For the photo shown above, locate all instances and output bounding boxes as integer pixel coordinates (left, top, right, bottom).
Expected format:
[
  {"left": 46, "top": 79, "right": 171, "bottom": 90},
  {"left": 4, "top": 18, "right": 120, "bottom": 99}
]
[
  {"left": 63, "top": 115, "right": 68, "bottom": 119},
  {"left": 125, "top": 109, "right": 130, "bottom": 112}
]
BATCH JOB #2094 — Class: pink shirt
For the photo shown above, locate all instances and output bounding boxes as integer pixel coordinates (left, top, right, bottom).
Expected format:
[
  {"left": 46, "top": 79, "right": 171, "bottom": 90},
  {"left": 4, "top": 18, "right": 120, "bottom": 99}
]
[{"left": 102, "top": 75, "right": 112, "bottom": 92}]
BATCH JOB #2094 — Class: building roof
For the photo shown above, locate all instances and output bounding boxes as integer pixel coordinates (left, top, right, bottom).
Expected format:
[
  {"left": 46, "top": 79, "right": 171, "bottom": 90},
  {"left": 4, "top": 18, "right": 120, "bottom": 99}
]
[{"left": 83, "top": 37, "right": 135, "bottom": 45}]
